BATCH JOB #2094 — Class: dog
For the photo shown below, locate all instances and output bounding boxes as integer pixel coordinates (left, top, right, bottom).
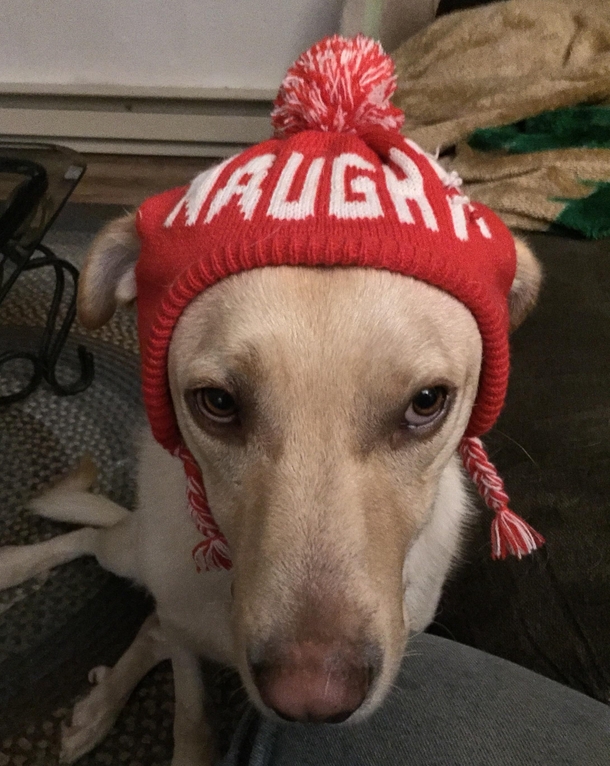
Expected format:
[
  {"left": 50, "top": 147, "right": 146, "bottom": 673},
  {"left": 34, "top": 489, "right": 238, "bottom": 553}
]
[{"left": 0, "top": 204, "right": 542, "bottom": 764}]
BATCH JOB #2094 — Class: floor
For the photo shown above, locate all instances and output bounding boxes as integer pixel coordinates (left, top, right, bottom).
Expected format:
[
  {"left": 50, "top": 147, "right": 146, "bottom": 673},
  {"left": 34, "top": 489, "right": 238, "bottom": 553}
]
[{"left": 71, "top": 154, "right": 218, "bottom": 206}]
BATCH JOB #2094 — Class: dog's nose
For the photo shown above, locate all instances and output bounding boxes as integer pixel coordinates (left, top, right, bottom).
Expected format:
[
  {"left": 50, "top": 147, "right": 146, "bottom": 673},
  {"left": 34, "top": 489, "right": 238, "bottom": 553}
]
[{"left": 249, "top": 640, "right": 377, "bottom": 723}]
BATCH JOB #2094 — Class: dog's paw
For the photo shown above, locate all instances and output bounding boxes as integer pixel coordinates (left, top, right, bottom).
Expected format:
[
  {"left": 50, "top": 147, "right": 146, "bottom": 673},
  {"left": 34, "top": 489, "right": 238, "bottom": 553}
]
[
  {"left": 0, "top": 546, "right": 50, "bottom": 591},
  {"left": 59, "top": 673, "right": 124, "bottom": 763},
  {"left": 88, "top": 665, "right": 111, "bottom": 684}
]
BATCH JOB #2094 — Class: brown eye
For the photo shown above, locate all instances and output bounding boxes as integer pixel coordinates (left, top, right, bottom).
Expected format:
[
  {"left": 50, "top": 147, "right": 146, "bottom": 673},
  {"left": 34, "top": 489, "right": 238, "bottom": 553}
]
[
  {"left": 404, "top": 387, "right": 448, "bottom": 428},
  {"left": 192, "top": 388, "right": 238, "bottom": 423}
]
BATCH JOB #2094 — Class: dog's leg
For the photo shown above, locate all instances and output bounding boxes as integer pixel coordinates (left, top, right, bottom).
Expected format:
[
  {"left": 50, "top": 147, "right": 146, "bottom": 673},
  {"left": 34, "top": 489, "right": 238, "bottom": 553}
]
[
  {"left": 0, "top": 528, "right": 100, "bottom": 590},
  {"left": 0, "top": 513, "right": 139, "bottom": 590},
  {"left": 0, "top": 455, "right": 139, "bottom": 591},
  {"left": 60, "top": 612, "right": 169, "bottom": 764},
  {"left": 28, "top": 454, "right": 129, "bottom": 528},
  {"left": 0, "top": 510, "right": 140, "bottom": 595},
  {"left": 170, "top": 641, "right": 216, "bottom": 766}
]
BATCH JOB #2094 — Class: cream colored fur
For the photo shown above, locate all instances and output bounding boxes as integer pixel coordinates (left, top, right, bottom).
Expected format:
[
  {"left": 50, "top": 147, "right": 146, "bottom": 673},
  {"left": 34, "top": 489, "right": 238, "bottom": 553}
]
[{"left": 0, "top": 213, "right": 541, "bottom": 765}]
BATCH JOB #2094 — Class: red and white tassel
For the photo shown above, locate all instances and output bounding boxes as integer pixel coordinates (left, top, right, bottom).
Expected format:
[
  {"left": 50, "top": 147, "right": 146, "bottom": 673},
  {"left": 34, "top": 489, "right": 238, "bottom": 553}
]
[
  {"left": 175, "top": 445, "right": 232, "bottom": 572},
  {"left": 459, "top": 436, "right": 545, "bottom": 560}
]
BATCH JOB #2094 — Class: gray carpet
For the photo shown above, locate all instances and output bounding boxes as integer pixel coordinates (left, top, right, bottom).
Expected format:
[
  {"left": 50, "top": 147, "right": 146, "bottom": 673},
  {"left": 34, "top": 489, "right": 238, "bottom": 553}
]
[{"left": 0, "top": 205, "right": 173, "bottom": 765}]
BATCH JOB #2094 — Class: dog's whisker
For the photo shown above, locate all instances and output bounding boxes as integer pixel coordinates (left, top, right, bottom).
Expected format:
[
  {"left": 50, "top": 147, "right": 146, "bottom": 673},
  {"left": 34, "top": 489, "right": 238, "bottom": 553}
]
[
  {"left": 495, "top": 429, "right": 540, "bottom": 468},
  {"left": 426, "top": 622, "right": 458, "bottom": 642}
]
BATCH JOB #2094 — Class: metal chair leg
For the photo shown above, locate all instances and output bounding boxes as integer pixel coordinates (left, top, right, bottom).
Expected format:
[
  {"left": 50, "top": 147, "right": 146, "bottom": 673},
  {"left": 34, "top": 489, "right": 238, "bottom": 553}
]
[{"left": 0, "top": 243, "right": 94, "bottom": 404}]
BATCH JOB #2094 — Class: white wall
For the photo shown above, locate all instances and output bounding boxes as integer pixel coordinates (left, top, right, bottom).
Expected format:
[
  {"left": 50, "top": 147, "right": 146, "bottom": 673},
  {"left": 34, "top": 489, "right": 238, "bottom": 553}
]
[{"left": 0, "top": 0, "right": 344, "bottom": 91}]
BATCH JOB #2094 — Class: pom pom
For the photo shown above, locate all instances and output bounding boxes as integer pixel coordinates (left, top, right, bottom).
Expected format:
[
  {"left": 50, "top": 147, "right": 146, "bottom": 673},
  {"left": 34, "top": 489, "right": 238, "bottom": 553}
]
[{"left": 272, "top": 34, "right": 404, "bottom": 138}]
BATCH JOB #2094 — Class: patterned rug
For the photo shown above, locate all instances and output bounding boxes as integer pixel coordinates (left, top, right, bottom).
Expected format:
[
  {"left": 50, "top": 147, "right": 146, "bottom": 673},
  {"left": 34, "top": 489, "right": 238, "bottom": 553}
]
[{"left": 0, "top": 205, "right": 210, "bottom": 766}]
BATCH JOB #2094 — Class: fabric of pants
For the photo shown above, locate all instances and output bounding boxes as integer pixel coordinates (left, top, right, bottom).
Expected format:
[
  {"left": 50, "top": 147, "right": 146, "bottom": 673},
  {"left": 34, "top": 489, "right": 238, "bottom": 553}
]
[{"left": 218, "top": 633, "right": 610, "bottom": 766}]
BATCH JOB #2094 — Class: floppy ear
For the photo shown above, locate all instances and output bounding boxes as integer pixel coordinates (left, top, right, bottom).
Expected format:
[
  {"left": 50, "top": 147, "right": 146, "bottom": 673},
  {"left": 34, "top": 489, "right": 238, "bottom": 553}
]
[
  {"left": 77, "top": 213, "right": 139, "bottom": 330},
  {"left": 508, "top": 236, "right": 543, "bottom": 332}
]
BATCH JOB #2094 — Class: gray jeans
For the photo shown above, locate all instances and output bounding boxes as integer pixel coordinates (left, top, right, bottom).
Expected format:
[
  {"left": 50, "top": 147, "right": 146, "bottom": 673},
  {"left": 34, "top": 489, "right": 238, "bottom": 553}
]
[{"left": 219, "top": 634, "right": 610, "bottom": 766}]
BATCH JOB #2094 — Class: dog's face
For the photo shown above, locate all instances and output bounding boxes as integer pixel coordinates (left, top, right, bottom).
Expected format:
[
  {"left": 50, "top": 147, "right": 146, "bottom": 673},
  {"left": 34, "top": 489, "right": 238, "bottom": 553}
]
[
  {"left": 79, "top": 215, "right": 541, "bottom": 724},
  {"left": 168, "top": 266, "right": 481, "bottom": 720}
]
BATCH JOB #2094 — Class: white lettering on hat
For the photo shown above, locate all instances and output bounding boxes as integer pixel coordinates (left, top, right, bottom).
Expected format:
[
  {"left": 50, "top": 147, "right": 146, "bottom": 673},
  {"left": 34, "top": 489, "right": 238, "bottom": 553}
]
[
  {"left": 403, "top": 138, "right": 494, "bottom": 242},
  {"left": 206, "top": 154, "right": 276, "bottom": 223},
  {"left": 385, "top": 148, "right": 438, "bottom": 231},
  {"left": 473, "top": 211, "right": 492, "bottom": 239},
  {"left": 446, "top": 198, "right": 493, "bottom": 241},
  {"left": 164, "top": 156, "right": 233, "bottom": 227},
  {"left": 329, "top": 153, "right": 383, "bottom": 219},
  {"left": 447, "top": 199, "right": 492, "bottom": 242},
  {"left": 268, "top": 152, "right": 325, "bottom": 220},
  {"left": 448, "top": 195, "right": 469, "bottom": 241}
]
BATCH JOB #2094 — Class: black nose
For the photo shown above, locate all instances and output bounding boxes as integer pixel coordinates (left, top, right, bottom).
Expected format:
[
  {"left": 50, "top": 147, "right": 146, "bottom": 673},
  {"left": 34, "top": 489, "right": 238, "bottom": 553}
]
[{"left": 249, "top": 640, "right": 379, "bottom": 723}]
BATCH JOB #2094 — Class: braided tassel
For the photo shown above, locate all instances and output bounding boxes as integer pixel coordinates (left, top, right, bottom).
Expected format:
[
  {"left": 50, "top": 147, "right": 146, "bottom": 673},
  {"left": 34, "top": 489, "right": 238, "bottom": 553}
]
[
  {"left": 175, "top": 445, "right": 232, "bottom": 572},
  {"left": 459, "top": 437, "right": 545, "bottom": 560}
]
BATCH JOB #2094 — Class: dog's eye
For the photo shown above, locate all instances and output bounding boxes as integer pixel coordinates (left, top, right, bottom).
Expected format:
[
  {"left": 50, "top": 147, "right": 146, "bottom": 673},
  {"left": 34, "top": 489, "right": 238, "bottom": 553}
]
[
  {"left": 404, "top": 387, "right": 448, "bottom": 428},
  {"left": 192, "top": 388, "right": 238, "bottom": 423}
]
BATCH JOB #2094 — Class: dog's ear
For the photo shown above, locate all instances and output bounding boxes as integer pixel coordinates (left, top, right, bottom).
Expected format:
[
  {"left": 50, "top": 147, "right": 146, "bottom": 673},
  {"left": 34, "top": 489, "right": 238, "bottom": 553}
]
[
  {"left": 77, "top": 213, "right": 139, "bottom": 330},
  {"left": 508, "top": 236, "right": 543, "bottom": 332}
]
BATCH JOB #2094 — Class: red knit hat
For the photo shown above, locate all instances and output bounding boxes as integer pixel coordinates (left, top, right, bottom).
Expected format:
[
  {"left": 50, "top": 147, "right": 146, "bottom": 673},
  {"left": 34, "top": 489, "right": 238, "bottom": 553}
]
[{"left": 135, "top": 35, "right": 544, "bottom": 570}]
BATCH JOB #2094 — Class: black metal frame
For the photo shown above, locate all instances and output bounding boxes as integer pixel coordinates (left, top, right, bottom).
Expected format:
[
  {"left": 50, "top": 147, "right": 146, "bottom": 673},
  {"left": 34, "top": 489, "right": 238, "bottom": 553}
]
[
  {"left": 0, "top": 243, "right": 94, "bottom": 404},
  {"left": 0, "top": 148, "right": 94, "bottom": 404}
]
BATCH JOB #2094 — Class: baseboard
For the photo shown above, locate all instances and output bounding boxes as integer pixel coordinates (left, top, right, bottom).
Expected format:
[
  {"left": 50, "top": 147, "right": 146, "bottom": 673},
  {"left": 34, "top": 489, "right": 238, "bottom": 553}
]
[{"left": 0, "top": 84, "right": 275, "bottom": 156}]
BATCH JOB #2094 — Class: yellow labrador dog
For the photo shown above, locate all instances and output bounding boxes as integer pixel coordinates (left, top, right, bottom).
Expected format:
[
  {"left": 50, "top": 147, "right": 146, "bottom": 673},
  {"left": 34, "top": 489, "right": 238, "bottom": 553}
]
[{"left": 0, "top": 210, "right": 541, "bottom": 764}]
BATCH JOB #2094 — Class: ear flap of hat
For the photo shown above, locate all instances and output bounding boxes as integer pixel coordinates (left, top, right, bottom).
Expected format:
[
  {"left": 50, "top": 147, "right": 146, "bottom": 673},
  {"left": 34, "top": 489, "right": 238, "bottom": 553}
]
[
  {"left": 78, "top": 213, "right": 140, "bottom": 330},
  {"left": 508, "top": 236, "right": 543, "bottom": 332}
]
